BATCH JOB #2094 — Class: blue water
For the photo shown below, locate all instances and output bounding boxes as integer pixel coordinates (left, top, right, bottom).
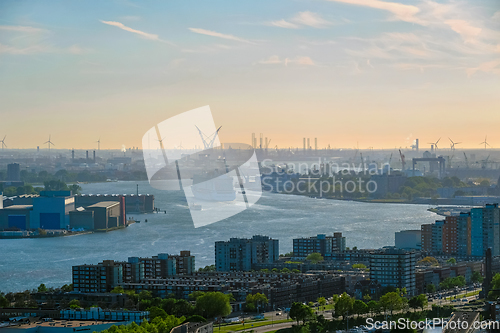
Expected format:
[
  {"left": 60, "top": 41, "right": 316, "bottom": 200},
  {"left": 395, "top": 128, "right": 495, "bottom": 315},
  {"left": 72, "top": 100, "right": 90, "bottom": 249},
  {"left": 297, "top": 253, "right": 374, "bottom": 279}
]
[{"left": 0, "top": 181, "right": 438, "bottom": 293}]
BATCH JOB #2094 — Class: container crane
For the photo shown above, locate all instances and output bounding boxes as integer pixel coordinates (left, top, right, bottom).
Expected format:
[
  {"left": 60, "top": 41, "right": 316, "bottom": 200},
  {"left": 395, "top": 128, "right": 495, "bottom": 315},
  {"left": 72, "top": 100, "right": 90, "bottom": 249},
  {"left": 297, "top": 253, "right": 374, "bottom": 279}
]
[{"left": 399, "top": 149, "right": 406, "bottom": 171}]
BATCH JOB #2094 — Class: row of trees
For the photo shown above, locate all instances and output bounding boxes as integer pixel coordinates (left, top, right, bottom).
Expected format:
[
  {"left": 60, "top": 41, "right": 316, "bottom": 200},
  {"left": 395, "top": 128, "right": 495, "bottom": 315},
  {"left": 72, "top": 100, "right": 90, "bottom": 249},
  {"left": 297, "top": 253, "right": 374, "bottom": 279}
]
[
  {"left": 0, "top": 179, "right": 81, "bottom": 196},
  {"left": 110, "top": 287, "right": 232, "bottom": 320}
]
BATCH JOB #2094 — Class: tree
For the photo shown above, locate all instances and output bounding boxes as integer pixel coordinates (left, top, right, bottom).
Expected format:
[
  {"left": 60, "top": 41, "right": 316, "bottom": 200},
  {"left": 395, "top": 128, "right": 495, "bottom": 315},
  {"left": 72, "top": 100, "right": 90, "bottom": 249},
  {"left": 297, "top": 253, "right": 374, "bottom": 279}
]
[
  {"left": 352, "top": 300, "right": 368, "bottom": 318},
  {"left": 418, "top": 256, "right": 439, "bottom": 266},
  {"left": 367, "top": 300, "right": 379, "bottom": 316},
  {"left": 446, "top": 258, "right": 457, "bottom": 265},
  {"left": 379, "top": 292, "right": 403, "bottom": 316},
  {"left": 306, "top": 253, "right": 323, "bottom": 263},
  {"left": 335, "top": 292, "right": 354, "bottom": 319},
  {"left": 37, "top": 284, "right": 48, "bottom": 293},
  {"left": 195, "top": 292, "right": 231, "bottom": 319},
  {"left": 245, "top": 293, "right": 268, "bottom": 313},
  {"left": 69, "top": 299, "right": 80, "bottom": 309},
  {"left": 317, "top": 297, "right": 326, "bottom": 311},
  {"left": 289, "top": 302, "right": 313, "bottom": 325},
  {"left": 472, "top": 271, "right": 484, "bottom": 283},
  {"left": 111, "top": 286, "right": 125, "bottom": 294},
  {"left": 352, "top": 263, "right": 367, "bottom": 269},
  {"left": 426, "top": 284, "right": 436, "bottom": 293},
  {"left": 148, "top": 306, "right": 168, "bottom": 320},
  {"left": 0, "top": 294, "right": 9, "bottom": 308}
]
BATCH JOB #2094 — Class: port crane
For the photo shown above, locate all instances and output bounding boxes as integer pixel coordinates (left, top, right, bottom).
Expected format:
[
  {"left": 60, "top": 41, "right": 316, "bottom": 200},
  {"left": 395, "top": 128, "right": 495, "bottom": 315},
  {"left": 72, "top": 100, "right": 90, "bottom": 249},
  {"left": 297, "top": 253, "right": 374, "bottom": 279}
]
[
  {"left": 399, "top": 149, "right": 406, "bottom": 171},
  {"left": 463, "top": 152, "right": 469, "bottom": 169},
  {"left": 195, "top": 125, "right": 222, "bottom": 150}
]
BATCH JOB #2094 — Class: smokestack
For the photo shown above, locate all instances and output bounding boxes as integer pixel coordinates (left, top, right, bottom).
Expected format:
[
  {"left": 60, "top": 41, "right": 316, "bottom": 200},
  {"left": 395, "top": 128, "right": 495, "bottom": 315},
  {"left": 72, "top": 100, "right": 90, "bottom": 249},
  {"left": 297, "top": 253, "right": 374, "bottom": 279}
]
[
  {"left": 72, "top": 149, "right": 75, "bottom": 162},
  {"left": 86, "top": 150, "right": 89, "bottom": 161},
  {"left": 93, "top": 150, "right": 96, "bottom": 163},
  {"left": 303, "top": 138, "right": 306, "bottom": 151},
  {"left": 265, "top": 137, "right": 268, "bottom": 149},
  {"left": 307, "top": 138, "right": 310, "bottom": 150},
  {"left": 251, "top": 133, "right": 255, "bottom": 149},
  {"left": 315, "top": 138, "right": 318, "bottom": 151},
  {"left": 416, "top": 139, "right": 419, "bottom": 152},
  {"left": 259, "top": 133, "right": 263, "bottom": 149}
]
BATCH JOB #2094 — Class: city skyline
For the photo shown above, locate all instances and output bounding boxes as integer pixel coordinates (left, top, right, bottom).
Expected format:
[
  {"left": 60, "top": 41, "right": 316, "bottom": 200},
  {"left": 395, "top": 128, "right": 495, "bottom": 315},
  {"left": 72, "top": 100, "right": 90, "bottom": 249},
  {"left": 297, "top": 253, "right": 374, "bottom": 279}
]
[{"left": 1, "top": 0, "right": 499, "bottom": 149}]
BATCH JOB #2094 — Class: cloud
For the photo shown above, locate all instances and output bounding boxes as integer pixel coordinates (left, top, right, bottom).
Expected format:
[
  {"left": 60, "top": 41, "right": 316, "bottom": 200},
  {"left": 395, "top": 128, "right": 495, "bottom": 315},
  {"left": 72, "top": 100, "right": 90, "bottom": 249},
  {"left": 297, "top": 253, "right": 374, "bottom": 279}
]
[
  {"left": 291, "top": 11, "right": 332, "bottom": 28},
  {"left": 466, "top": 59, "right": 500, "bottom": 77},
  {"left": 0, "top": 25, "right": 45, "bottom": 33},
  {"left": 269, "top": 19, "right": 299, "bottom": 29},
  {"left": 493, "top": 11, "right": 500, "bottom": 20},
  {"left": 258, "top": 55, "right": 316, "bottom": 66},
  {"left": 0, "top": 43, "right": 89, "bottom": 55},
  {"left": 100, "top": 20, "right": 175, "bottom": 45},
  {"left": 188, "top": 28, "right": 255, "bottom": 44},
  {"left": 268, "top": 12, "right": 332, "bottom": 29},
  {"left": 326, "top": 0, "right": 422, "bottom": 25},
  {"left": 444, "top": 19, "right": 482, "bottom": 44}
]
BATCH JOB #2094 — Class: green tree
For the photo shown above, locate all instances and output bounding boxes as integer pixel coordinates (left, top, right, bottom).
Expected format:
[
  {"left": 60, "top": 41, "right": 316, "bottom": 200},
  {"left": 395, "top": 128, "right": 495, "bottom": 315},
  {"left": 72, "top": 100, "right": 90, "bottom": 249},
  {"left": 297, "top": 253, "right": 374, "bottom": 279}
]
[
  {"left": 289, "top": 302, "right": 313, "bottom": 325},
  {"left": 352, "top": 300, "right": 368, "bottom": 318},
  {"left": 195, "top": 292, "right": 231, "bottom": 319},
  {"left": 148, "top": 306, "right": 168, "bottom": 320},
  {"left": 335, "top": 292, "right": 354, "bottom": 319},
  {"left": 37, "top": 284, "right": 48, "bottom": 293},
  {"left": 426, "top": 284, "right": 436, "bottom": 293},
  {"left": 317, "top": 297, "right": 326, "bottom": 311},
  {"left": 111, "top": 286, "right": 125, "bottom": 294},
  {"left": 352, "top": 263, "right": 367, "bottom": 269},
  {"left": 472, "top": 271, "right": 484, "bottom": 283},
  {"left": 367, "top": 300, "right": 379, "bottom": 316},
  {"left": 306, "top": 252, "right": 323, "bottom": 263},
  {"left": 0, "top": 294, "right": 10, "bottom": 308},
  {"left": 69, "top": 299, "right": 80, "bottom": 309},
  {"left": 245, "top": 293, "right": 268, "bottom": 313},
  {"left": 446, "top": 258, "right": 457, "bottom": 265},
  {"left": 379, "top": 292, "right": 403, "bottom": 316}
]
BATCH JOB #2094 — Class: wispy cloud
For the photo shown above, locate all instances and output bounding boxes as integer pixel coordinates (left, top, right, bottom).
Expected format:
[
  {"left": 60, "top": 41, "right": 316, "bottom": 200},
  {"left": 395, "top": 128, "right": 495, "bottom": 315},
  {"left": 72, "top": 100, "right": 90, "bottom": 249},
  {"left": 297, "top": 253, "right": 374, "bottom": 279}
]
[
  {"left": 269, "top": 19, "right": 299, "bottom": 29},
  {"left": 326, "top": 0, "right": 422, "bottom": 25},
  {"left": 444, "top": 19, "right": 482, "bottom": 44},
  {"left": 258, "top": 55, "right": 316, "bottom": 66},
  {"left": 0, "top": 43, "right": 90, "bottom": 55},
  {"left": 188, "top": 28, "right": 255, "bottom": 44},
  {"left": 292, "top": 11, "right": 332, "bottom": 28},
  {"left": 100, "top": 20, "right": 175, "bottom": 45},
  {"left": 493, "top": 11, "right": 500, "bottom": 20},
  {"left": 466, "top": 59, "right": 500, "bottom": 77},
  {"left": 0, "top": 25, "right": 45, "bottom": 33},
  {"left": 268, "top": 12, "right": 332, "bottom": 29}
]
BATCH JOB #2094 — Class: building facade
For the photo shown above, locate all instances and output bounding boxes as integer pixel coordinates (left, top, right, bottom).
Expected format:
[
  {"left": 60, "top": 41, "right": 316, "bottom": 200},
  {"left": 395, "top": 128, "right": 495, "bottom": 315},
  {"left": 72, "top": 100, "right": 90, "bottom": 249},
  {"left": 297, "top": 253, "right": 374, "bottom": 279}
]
[
  {"left": 215, "top": 235, "right": 279, "bottom": 272},
  {"left": 369, "top": 247, "right": 417, "bottom": 296}
]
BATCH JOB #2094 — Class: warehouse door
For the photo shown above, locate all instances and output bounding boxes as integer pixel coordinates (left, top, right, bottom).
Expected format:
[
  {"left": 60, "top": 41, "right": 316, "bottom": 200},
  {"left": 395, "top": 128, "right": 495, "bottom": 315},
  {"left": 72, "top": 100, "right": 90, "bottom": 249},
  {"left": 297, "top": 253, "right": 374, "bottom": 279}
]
[
  {"left": 40, "top": 213, "right": 60, "bottom": 229},
  {"left": 8, "top": 215, "right": 27, "bottom": 230}
]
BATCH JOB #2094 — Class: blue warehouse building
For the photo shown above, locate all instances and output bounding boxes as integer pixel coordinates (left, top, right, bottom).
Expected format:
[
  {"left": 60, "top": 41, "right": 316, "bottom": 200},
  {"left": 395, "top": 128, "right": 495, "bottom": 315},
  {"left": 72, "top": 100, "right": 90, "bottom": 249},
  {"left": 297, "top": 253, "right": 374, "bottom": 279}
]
[{"left": 30, "top": 191, "right": 75, "bottom": 229}]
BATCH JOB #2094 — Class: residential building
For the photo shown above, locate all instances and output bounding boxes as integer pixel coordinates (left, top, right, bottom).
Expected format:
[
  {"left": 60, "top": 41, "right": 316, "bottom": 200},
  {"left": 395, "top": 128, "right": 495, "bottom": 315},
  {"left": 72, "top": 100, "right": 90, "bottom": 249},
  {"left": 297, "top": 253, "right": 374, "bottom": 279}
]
[
  {"left": 215, "top": 235, "right": 279, "bottom": 272},
  {"left": 457, "top": 212, "right": 472, "bottom": 257},
  {"left": 442, "top": 216, "right": 458, "bottom": 254},
  {"left": 395, "top": 230, "right": 421, "bottom": 250},
  {"left": 170, "top": 251, "right": 195, "bottom": 275},
  {"left": 293, "top": 232, "right": 346, "bottom": 257},
  {"left": 369, "top": 247, "right": 417, "bottom": 296},
  {"left": 421, "top": 224, "right": 433, "bottom": 253},
  {"left": 72, "top": 260, "right": 123, "bottom": 293}
]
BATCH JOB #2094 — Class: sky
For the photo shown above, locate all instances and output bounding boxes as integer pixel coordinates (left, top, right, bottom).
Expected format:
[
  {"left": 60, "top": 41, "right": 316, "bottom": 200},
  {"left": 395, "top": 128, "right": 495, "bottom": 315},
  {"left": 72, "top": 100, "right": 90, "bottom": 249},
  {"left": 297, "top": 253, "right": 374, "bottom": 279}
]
[{"left": 0, "top": 0, "right": 499, "bottom": 150}]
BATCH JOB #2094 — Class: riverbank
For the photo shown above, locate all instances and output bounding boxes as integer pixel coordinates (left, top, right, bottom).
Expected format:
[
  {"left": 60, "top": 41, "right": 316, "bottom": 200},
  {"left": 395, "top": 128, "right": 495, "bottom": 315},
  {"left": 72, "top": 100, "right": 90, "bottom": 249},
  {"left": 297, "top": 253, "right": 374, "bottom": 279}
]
[{"left": 0, "top": 230, "right": 94, "bottom": 239}]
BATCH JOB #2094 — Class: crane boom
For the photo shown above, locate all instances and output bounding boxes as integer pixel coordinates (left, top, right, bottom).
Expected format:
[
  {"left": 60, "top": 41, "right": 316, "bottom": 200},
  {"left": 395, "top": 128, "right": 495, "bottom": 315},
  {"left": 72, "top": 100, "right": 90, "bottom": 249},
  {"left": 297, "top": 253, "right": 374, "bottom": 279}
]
[{"left": 399, "top": 149, "right": 406, "bottom": 171}]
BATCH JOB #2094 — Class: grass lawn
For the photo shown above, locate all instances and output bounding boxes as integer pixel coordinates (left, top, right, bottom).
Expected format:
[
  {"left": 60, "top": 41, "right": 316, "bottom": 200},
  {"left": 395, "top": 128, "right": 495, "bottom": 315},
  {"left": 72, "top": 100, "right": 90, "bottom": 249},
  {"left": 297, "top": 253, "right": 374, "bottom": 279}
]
[{"left": 216, "top": 319, "right": 293, "bottom": 332}]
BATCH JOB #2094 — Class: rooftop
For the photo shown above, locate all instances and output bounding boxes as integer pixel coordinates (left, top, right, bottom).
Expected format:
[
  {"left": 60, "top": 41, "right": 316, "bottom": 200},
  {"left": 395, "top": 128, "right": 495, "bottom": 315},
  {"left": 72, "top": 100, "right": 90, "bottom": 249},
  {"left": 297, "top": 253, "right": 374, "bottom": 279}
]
[
  {"left": 2, "top": 205, "right": 33, "bottom": 210},
  {"left": 87, "top": 201, "right": 120, "bottom": 208}
]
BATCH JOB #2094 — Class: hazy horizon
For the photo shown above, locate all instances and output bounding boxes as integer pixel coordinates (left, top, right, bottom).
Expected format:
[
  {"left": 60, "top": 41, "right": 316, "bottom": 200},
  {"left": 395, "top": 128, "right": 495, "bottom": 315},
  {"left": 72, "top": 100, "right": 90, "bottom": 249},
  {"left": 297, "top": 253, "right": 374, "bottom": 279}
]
[{"left": 1, "top": 0, "right": 499, "bottom": 150}]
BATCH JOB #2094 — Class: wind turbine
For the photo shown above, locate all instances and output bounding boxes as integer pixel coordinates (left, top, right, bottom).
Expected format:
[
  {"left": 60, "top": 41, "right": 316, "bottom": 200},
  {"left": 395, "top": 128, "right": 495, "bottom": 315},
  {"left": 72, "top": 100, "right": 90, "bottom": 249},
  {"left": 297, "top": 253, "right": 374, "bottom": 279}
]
[
  {"left": 480, "top": 136, "right": 490, "bottom": 149},
  {"left": 428, "top": 137, "right": 441, "bottom": 150},
  {"left": 449, "top": 138, "right": 461, "bottom": 151},
  {"left": 157, "top": 136, "right": 166, "bottom": 150},
  {"left": 44, "top": 135, "right": 55, "bottom": 152},
  {"left": 96, "top": 138, "right": 101, "bottom": 150},
  {"left": 0, "top": 135, "right": 6, "bottom": 149}
]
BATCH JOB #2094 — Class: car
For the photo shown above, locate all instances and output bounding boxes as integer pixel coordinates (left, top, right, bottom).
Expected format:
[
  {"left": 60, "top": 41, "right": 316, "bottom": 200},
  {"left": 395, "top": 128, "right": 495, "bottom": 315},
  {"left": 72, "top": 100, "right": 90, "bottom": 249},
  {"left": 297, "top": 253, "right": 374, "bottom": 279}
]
[
  {"left": 276, "top": 312, "right": 282, "bottom": 316},
  {"left": 461, "top": 298, "right": 468, "bottom": 302}
]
